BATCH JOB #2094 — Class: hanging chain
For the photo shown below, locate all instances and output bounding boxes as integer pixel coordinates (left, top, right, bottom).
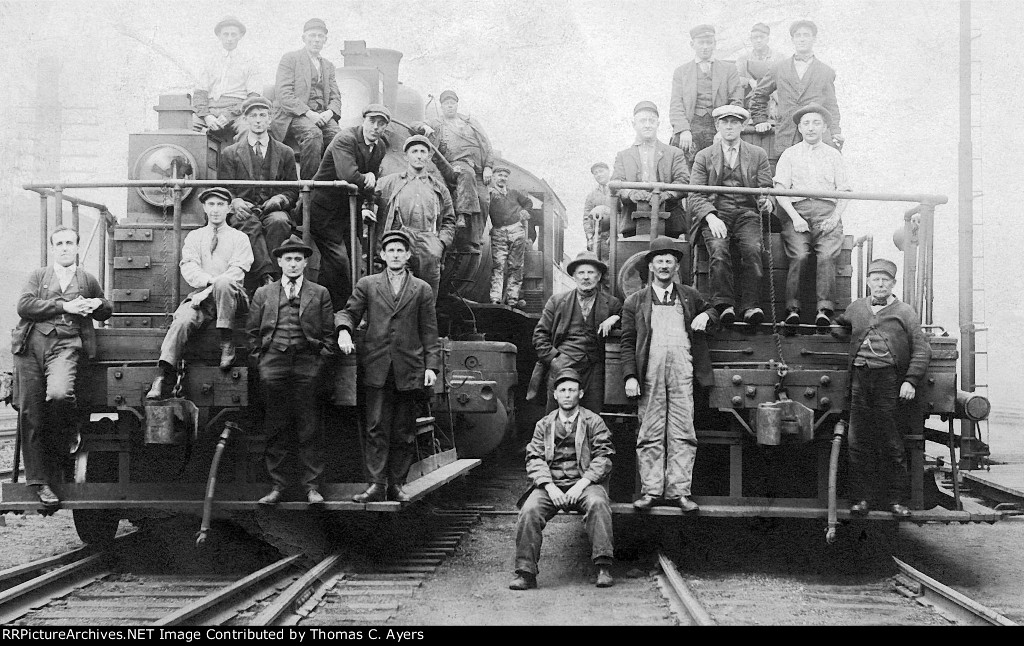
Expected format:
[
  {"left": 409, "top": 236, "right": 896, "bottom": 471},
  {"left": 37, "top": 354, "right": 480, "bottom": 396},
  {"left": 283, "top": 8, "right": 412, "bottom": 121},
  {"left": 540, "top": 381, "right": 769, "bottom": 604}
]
[
  {"left": 160, "top": 202, "right": 172, "bottom": 319},
  {"left": 760, "top": 196, "right": 788, "bottom": 392},
  {"left": 172, "top": 359, "right": 186, "bottom": 399}
]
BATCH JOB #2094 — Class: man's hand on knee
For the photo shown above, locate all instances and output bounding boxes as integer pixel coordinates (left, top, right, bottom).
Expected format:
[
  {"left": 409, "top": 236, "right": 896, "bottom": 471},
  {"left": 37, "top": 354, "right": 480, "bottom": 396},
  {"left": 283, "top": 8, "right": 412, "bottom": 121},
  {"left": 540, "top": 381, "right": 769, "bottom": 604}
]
[
  {"left": 563, "top": 479, "right": 591, "bottom": 506},
  {"left": 545, "top": 483, "right": 568, "bottom": 509}
]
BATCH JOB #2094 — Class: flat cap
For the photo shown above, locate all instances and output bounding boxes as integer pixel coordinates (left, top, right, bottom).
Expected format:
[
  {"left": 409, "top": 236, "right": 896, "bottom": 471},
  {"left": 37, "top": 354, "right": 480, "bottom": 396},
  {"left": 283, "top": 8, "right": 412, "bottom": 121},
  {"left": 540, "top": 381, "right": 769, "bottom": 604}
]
[
  {"left": 214, "top": 16, "right": 246, "bottom": 36},
  {"left": 553, "top": 367, "right": 583, "bottom": 390},
  {"left": 633, "top": 100, "right": 659, "bottom": 117},
  {"left": 241, "top": 96, "right": 272, "bottom": 114},
  {"left": 567, "top": 251, "right": 607, "bottom": 277},
  {"left": 439, "top": 90, "right": 459, "bottom": 103},
  {"left": 198, "top": 187, "right": 232, "bottom": 203},
  {"left": 590, "top": 161, "right": 609, "bottom": 173},
  {"left": 380, "top": 229, "right": 412, "bottom": 251},
  {"left": 362, "top": 103, "right": 392, "bottom": 123},
  {"left": 689, "top": 24, "right": 716, "bottom": 39},
  {"left": 272, "top": 235, "right": 314, "bottom": 258},
  {"left": 751, "top": 22, "right": 770, "bottom": 35},
  {"left": 712, "top": 105, "right": 751, "bottom": 121},
  {"left": 867, "top": 258, "right": 897, "bottom": 279},
  {"left": 303, "top": 18, "right": 328, "bottom": 34},
  {"left": 403, "top": 134, "right": 432, "bottom": 152},
  {"left": 792, "top": 102, "right": 833, "bottom": 127},
  {"left": 790, "top": 19, "right": 817, "bottom": 36},
  {"left": 492, "top": 165, "right": 512, "bottom": 175}
]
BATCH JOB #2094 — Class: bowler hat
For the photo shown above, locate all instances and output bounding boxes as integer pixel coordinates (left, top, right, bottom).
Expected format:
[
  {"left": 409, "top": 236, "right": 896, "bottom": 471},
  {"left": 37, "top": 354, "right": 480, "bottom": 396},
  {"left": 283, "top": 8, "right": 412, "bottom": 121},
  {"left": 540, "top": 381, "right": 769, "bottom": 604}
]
[
  {"left": 198, "top": 187, "right": 232, "bottom": 203},
  {"left": 552, "top": 367, "right": 583, "bottom": 390},
  {"left": 689, "top": 24, "right": 716, "bottom": 39},
  {"left": 751, "top": 23, "right": 770, "bottom": 35},
  {"left": 214, "top": 16, "right": 246, "bottom": 36},
  {"left": 439, "top": 90, "right": 459, "bottom": 103},
  {"left": 380, "top": 229, "right": 412, "bottom": 251},
  {"left": 644, "top": 236, "right": 686, "bottom": 265},
  {"left": 712, "top": 105, "right": 750, "bottom": 122},
  {"left": 362, "top": 103, "right": 392, "bottom": 123},
  {"left": 272, "top": 235, "right": 314, "bottom": 258},
  {"left": 633, "top": 100, "right": 659, "bottom": 117},
  {"left": 789, "top": 19, "right": 817, "bottom": 36},
  {"left": 241, "top": 96, "right": 272, "bottom": 114},
  {"left": 867, "top": 258, "right": 897, "bottom": 279},
  {"left": 590, "top": 162, "right": 609, "bottom": 174},
  {"left": 303, "top": 18, "right": 328, "bottom": 34},
  {"left": 791, "top": 103, "right": 833, "bottom": 127},
  {"left": 403, "top": 134, "right": 432, "bottom": 152},
  {"left": 567, "top": 251, "right": 607, "bottom": 277}
]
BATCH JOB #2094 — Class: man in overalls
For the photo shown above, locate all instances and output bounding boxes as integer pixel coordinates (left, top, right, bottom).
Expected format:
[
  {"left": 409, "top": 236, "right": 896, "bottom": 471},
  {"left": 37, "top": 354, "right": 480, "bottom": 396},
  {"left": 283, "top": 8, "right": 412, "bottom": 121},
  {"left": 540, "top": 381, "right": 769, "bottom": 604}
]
[{"left": 620, "top": 236, "right": 718, "bottom": 511}]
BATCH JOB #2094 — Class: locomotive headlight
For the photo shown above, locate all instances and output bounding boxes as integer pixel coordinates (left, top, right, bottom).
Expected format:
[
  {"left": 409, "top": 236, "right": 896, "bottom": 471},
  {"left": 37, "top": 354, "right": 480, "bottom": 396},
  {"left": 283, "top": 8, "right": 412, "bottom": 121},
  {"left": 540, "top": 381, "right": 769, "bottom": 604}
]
[{"left": 132, "top": 144, "right": 198, "bottom": 207}]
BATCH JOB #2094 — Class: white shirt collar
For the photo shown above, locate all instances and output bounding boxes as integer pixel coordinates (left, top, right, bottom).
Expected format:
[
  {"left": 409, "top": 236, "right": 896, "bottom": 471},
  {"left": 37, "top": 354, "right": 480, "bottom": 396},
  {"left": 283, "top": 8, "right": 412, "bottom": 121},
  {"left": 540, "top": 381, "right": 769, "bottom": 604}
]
[
  {"left": 284, "top": 275, "right": 303, "bottom": 291},
  {"left": 557, "top": 409, "right": 580, "bottom": 425},
  {"left": 800, "top": 139, "right": 825, "bottom": 151},
  {"left": 652, "top": 282, "right": 674, "bottom": 302},
  {"left": 721, "top": 141, "right": 739, "bottom": 155},
  {"left": 695, "top": 56, "right": 715, "bottom": 65},
  {"left": 54, "top": 263, "right": 77, "bottom": 274},
  {"left": 247, "top": 133, "right": 270, "bottom": 148}
]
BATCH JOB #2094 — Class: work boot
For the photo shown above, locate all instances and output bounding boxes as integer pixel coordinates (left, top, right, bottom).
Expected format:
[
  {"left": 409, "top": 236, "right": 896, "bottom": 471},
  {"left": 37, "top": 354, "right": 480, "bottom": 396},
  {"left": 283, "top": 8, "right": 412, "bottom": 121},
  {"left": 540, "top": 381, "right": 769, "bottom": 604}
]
[
  {"left": 596, "top": 567, "right": 614, "bottom": 588},
  {"left": 352, "top": 483, "right": 387, "bottom": 503},
  {"left": 146, "top": 373, "right": 172, "bottom": 400},
  {"left": 850, "top": 500, "right": 870, "bottom": 515},
  {"left": 719, "top": 306, "right": 737, "bottom": 326},
  {"left": 508, "top": 571, "right": 537, "bottom": 591},
  {"left": 219, "top": 341, "right": 236, "bottom": 370},
  {"left": 633, "top": 495, "right": 657, "bottom": 510},
  {"left": 678, "top": 496, "right": 699, "bottom": 513},
  {"left": 258, "top": 488, "right": 284, "bottom": 506},
  {"left": 743, "top": 307, "right": 765, "bottom": 326},
  {"left": 388, "top": 485, "right": 411, "bottom": 503},
  {"left": 32, "top": 484, "right": 60, "bottom": 508},
  {"left": 815, "top": 309, "right": 834, "bottom": 334},
  {"left": 306, "top": 489, "right": 325, "bottom": 506},
  {"left": 889, "top": 503, "right": 911, "bottom": 519}
]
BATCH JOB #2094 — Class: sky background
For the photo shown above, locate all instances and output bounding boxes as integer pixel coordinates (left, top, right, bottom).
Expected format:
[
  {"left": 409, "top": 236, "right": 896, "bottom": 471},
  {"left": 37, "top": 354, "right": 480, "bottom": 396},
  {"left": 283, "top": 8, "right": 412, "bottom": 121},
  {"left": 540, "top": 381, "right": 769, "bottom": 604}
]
[{"left": 0, "top": 0, "right": 1020, "bottom": 451}]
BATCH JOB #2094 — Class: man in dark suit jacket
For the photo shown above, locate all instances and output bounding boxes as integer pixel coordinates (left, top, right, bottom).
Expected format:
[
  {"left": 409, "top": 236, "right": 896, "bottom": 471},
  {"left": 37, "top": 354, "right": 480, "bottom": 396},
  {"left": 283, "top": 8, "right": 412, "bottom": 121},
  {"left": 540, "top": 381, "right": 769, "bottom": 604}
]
[
  {"left": 247, "top": 237, "right": 335, "bottom": 505},
  {"left": 271, "top": 18, "right": 342, "bottom": 179},
  {"left": 220, "top": 96, "right": 298, "bottom": 285},
  {"left": 611, "top": 101, "right": 689, "bottom": 239},
  {"left": 336, "top": 230, "right": 441, "bottom": 504},
  {"left": 310, "top": 104, "right": 392, "bottom": 312},
  {"left": 532, "top": 252, "right": 621, "bottom": 415},
  {"left": 688, "top": 105, "right": 774, "bottom": 326},
  {"left": 13, "top": 227, "right": 113, "bottom": 507},
  {"left": 621, "top": 237, "right": 718, "bottom": 512},
  {"left": 749, "top": 20, "right": 844, "bottom": 162}
]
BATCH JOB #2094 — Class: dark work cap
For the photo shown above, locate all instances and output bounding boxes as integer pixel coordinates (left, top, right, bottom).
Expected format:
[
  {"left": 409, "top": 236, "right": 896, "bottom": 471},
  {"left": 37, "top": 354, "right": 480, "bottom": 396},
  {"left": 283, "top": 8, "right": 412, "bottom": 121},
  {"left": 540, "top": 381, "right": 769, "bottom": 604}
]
[
  {"left": 689, "top": 24, "right": 716, "bottom": 39},
  {"left": 198, "top": 187, "right": 232, "bottom": 203},
  {"left": 867, "top": 258, "right": 897, "bottom": 279},
  {"left": 380, "top": 229, "right": 412, "bottom": 251},
  {"left": 439, "top": 90, "right": 459, "bottom": 103},
  {"left": 272, "top": 235, "right": 314, "bottom": 258},
  {"left": 303, "top": 18, "right": 328, "bottom": 34},
  {"left": 362, "top": 103, "right": 392, "bottom": 123},
  {"left": 553, "top": 367, "right": 582, "bottom": 390},
  {"left": 590, "top": 161, "right": 609, "bottom": 173},
  {"left": 790, "top": 19, "right": 817, "bottom": 36},
  {"left": 214, "top": 16, "right": 246, "bottom": 36},
  {"left": 403, "top": 134, "right": 432, "bottom": 152},
  {"left": 792, "top": 103, "right": 833, "bottom": 127},
  {"left": 492, "top": 165, "right": 512, "bottom": 175},
  {"left": 241, "top": 96, "right": 272, "bottom": 114},
  {"left": 751, "top": 23, "right": 770, "bottom": 35},
  {"left": 712, "top": 105, "right": 750, "bottom": 121},
  {"left": 633, "top": 100, "right": 659, "bottom": 117}
]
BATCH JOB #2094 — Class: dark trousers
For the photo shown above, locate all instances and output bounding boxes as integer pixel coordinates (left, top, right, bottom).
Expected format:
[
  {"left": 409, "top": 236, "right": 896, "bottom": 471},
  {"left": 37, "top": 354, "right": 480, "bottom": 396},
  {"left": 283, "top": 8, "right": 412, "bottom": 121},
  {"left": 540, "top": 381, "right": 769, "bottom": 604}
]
[
  {"left": 514, "top": 485, "right": 614, "bottom": 576},
  {"left": 363, "top": 369, "right": 420, "bottom": 485},
  {"left": 700, "top": 209, "right": 764, "bottom": 313},
  {"left": 260, "top": 348, "right": 325, "bottom": 492},
  {"left": 848, "top": 365, "right": 907, "bottom": 505},
  {"left": 310, "top": 190, "right": 354, "bottom": 311},
  {"left": 230, "top": 207, "right": 293, "bottom": 281},
  {"left": 545, "top": 357, "right": 605, "bottom": 415},
  {"left": 779, "top": 199, "right": 844, "bottom": 312},
  {"left": 287, "top": 116, "right": 341, "bottom": 180},
  {"left": 452, "top": 168, "right": 488, "bottom": 250},
  {"left": 14, "top": 330, "right": 81, "bottom": 486}
]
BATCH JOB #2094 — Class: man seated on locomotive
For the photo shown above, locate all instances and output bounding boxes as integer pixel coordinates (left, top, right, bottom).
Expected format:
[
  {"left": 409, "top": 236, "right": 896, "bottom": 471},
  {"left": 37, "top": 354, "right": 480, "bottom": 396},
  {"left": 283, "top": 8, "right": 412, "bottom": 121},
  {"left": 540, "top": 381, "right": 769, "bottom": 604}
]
[
  {"left": 511, "top": 367, "right": 615, "bottom": 591},
  {"left": 146, "top": 188, "right": 254, "bottom": 400},
  {"left": 271, "top": 18, "right": 342, "bottom": 180},
  {"left": 834, "top": 259, "right": 931, "bottom": 518},
  {"left": 310, "top": 103, "right": 391, "bottom": 313},
  {"left": 370, "top": 134, "right": 456, "bottom": 303},
  {"left": 192, "top": 16, "right": 261, "bottom": 141},
  {"left": 13, "top": 226, "right": 113, "bottom": 507},
  {"left": 688, "top": 105, "right": 774, "bottom": 327},
  {"left": 773, "top": 104, "right": 851, "bottom": 331},
  {"left": 487, "top": 165, "right": 533, "bottom": 308},
  {"left": 336, "top": 230, "right": 441, "bottom": 504},
  {"left": 611, "top": 101, "right": 689, "bottom": 239},
  {"left": 219, "top": 96, "right": 298, "bottom": 288},
  {"left": 248, "top": 237, "right": 336, "bottom": 506},
  {"left": 734, "top": 23, "right": 784, "bottom": 114},
  {"left": 621, "top": 237, "right": 717, "bottom": 512},
  {"left": 531, "top": 252, "right": 621, "bottom": 416},
  {"left": 583, "top": 161, "right": 611, "bottom": 262}
]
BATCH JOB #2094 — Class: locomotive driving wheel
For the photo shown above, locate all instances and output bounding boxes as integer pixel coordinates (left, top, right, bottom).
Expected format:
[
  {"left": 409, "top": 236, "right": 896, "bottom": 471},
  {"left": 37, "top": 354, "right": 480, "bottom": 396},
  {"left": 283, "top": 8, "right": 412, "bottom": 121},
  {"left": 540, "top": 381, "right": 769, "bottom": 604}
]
[{"left": 71, "top": 428, "right": 121, "bottom": 545}]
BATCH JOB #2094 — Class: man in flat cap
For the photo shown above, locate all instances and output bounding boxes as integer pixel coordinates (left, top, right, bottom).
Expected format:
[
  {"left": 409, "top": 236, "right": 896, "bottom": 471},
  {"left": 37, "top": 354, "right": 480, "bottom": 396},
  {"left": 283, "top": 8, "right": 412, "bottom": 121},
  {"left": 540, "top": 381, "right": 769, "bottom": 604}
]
[
  {"left": 371, "top": 134, "right": 457, "bottom": 302},
  {"left": 750, "top": 20, "right": 844, "bottom": 165},
  {"left": 219, "top": 96, "right": 299, "bottom": 287},
  {"left": 416, "top": 90, "right": 494, "bottom": 251},
  {"left": 735, "top": 23, "right": 784, "bottom": 113},
  {"left": 532, "top": 252, "right": 621, "bottom": 415},
  {"left": 248, "top": 236, "right": 336, "bottom": 506},
  {"left": 336, "top": 229, "right": 441, "bottom": 504},
  {"left": 511, "top": 367, "right": 616, "bottom": 591},
  {"left": 621, "top": 236, "right": 718, "bottom": 512},
  {"left": 773, "top": 103, "right": 851, "bottom": 331},
  {"left": 487, "top": 165, "right": 533, "bottom": 307},
  {"left": 669, "top": 24, "right": 745, "bottom": 164},
  {"left": 193, "top": 16, "right": 261, "bottom": 141},
  {"left": 271, "top": 18, "right": 342, "bottom": 179},
  {"left": 611, "top": 101, "right": 689, "bottom": 239},
  {"left": 147, "top": 188, "right": 254, "bottom": 400},
  {"left": 310, "top": 103, "right": 392, "bottom": 311},
  {"left": 583, "top": 162, "right": 612, "bottom": 262},
  {"left": 834, "top": 259, "right": 931, "bottom": 518},
  {"left": 688, "top": 105, "right": 774, "bottom": 326}
]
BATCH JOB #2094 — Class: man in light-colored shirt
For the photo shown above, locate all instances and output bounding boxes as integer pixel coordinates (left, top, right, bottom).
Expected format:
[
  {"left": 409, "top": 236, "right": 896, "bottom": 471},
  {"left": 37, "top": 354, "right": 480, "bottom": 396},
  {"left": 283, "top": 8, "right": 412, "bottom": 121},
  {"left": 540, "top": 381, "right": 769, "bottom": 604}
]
[
  {"left": 147, "top": 187, "right": 254, "bottom": 400},
  {"left": 192, "top": 16, "right": 261, "bottom": 141},
  {"left": 774, "top": 104, "right": 851, "bottom": 330},
  {"left": 583, "top": 162, "right": 611, "bottom": 261}
]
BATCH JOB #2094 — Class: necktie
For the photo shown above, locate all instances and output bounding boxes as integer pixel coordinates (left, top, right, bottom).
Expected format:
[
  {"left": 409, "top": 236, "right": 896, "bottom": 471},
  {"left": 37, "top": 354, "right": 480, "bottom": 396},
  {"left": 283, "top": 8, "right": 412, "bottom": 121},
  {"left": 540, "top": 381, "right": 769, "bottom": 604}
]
[
  {"left": 563, "top": 419, "right": 573, "bottom": 436},
  {"left": 288, "top": 279, "right": 297, "bottom": 300},
  {"left": 727, "top": 147, "right": 737, "bottom": 168},
  {"left": 211, "top": 227, "right": 219, "bottom": 254},
  {"left": 699, "top": 61, "right": 710, "bottom": 75},
  {"left": 663, "top": 290, "right": 673, "bottom": 305},
  {"left": 255, "top": 141, "right": 263, "bottom": 159},
  {"left": 871, "top": 297, "right": 888, "bottom": 307}
]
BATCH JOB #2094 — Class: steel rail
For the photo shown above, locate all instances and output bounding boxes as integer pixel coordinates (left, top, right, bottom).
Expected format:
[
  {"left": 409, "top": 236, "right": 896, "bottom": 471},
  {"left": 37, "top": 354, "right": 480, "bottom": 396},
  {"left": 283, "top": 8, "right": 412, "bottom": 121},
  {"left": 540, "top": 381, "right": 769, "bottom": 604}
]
[
  {"left": 892, "top": 557, "right": 1017, "bottom": 626},
  {"left": 607, "top": 180, "right": 948, "bottom": 205},
  {"left": 0, "top": 553, "right": 111, "bottom": 624},
  {"left": 656, "top": 552, "right": 716, "bottom": 626},
  {"left": 251, "top": 552, "right": 344, "bottom": 626}
]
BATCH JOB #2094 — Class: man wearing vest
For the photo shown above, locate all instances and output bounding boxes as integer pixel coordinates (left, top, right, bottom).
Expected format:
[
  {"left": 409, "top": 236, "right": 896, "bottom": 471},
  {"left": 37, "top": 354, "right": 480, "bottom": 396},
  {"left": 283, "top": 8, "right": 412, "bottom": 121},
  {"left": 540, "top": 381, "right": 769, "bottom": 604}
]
[
  {"left": 511, "top": 367, "right": 615, "bottom": 591},
  {"left": 835, "top": 259, "right": 931, "bottom": 518},
  {"left": 336, "top": 230, "right": 441, "bottom": 504},
  {"left": 735, "top": 23, "right": 784, "bottom": 113},
  {"left": 487, "top": 165, "right": 533, "bottom": 307},
  {"left": 220, "top": 96, "right": 298, "bottom": 287},
  {"left": 248, "top": 237, "right": 335, "bottom": 506},
  {"left": 583, "top": 161, "right": 612, "bottom": 262},
  {"left": 688, "top": 105, "right": 774, "bottom": 326},
  {"left": 621, "top": 237, "right": 718, "bottom": 512},
  {"left": 147, "top": 188, "right": 254, "bottom": 400},
  {"left": 13, "top": 226, "right": 113, "bottom": 507}
]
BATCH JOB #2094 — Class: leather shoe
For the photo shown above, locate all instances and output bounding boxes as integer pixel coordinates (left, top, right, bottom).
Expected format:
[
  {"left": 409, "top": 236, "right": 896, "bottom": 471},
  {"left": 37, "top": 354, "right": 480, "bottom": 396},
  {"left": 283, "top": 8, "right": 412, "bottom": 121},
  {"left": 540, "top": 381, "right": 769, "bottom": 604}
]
[
  {"left": 258, "top": 488, "right": 284, "bottom": 506},
  {"left": 306, "top": 489, "right": 325, "bottom": 505},
  {"left": 890, "top": 503, "right": 911, "bottom": 518},
  {"left": 219, "top": 341, "right": 236, "bottom": 370},
  {"left": 388, "top": 485, "right": 411, "bottom": 503},
  {"left": 678, "top": 496, "right": 699, "bottom": 513},
  {"left": 33, "top": 484, "right": 60, "bottom": 507},
  {"left": 815, "top": 309, "right": 833, "bottom": 333},
  {"left": 146, "top": 375, "right": 169, "bottom": 400},
  {"left": 352, "top": 483, "right": 387, "bottom": 503},
  {"left": 850, "top": 500, "right": 870, "bottom": 515},
  {"left": 784, "top": 309, "right": 801, "bottom": 326},
  {"left": 743, "top": 307, "right": 765, "bottom": 326},
  {"left": 719, "top": 306, "right": 736, "bottom": 326},
  {"left": 596, "top": 567, "right": 614, "bottom": 588},
  {"left": 508, "top": 571, "right": 537, "bottom": 591},
  {"left": 633, "top": 495, "right": 657, "bottom": 510}
]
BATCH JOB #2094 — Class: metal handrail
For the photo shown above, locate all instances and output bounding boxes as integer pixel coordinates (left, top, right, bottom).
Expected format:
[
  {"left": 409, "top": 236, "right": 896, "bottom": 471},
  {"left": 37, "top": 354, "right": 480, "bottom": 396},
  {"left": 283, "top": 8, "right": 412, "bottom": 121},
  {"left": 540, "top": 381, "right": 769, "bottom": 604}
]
[
  {"left": 24, "top": 180, "right": 357, "bottom": 190},
  {"left": 607, "top": 180, "right": 948, "bottom": 206}
]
